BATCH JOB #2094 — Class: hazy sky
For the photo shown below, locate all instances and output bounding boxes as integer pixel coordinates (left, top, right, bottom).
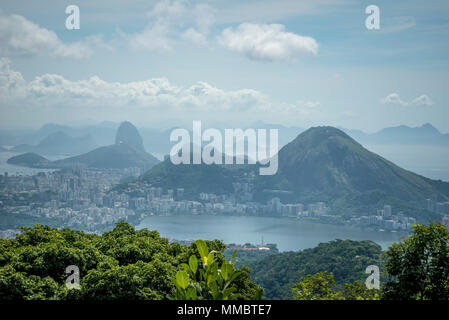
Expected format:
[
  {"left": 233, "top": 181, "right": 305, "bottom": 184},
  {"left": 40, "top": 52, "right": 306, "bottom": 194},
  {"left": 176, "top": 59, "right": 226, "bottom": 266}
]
[{"left": 0, "top": 0, "right": 448, "bottom": 132}]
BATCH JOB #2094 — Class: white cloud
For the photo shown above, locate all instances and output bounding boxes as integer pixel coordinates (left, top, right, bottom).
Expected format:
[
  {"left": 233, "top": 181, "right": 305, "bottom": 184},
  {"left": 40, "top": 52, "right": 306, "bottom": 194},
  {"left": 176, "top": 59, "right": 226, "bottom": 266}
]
[
  {"left": 126, "top": 0, "right": 215, "bottom": 51},
  {"left": 411, "top": 94, "right": 433, "bottom": 106},
  {"left": 0, "top": 57, "right": 26, "bottom": 98},
  {"left": 381, "top": 93, "right": 408, "bottom": 106},
  {"left": 0, "top": 14, "right": 92, "bottom": 59},
  {"left": 0, "top": 58, "right": 319, "bottom": 121},
  {"left": 219, "top": 23, "right": 318, "bottom": 61},
  {"left": 381, "top": 93, "right": 433, "bottom": 106},
  {"left": 181, "top": 28, "right": 208, "bottom": 46}
]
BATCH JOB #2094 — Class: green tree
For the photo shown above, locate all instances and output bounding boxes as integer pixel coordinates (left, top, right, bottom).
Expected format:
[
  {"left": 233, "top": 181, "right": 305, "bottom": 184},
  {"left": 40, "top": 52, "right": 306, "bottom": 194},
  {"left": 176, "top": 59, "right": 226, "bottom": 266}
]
[
  {"left": 292, "top": 271, "right": 379, "bottom": 300},
  {"left": 0, "top": 222, "right": 261, "bottom": 300},
  {"left": 292, "top": 271, "right": 344, "bottom": 300},
  {"left": 382, "top": 223, "right": 449, "bottom": 300}
]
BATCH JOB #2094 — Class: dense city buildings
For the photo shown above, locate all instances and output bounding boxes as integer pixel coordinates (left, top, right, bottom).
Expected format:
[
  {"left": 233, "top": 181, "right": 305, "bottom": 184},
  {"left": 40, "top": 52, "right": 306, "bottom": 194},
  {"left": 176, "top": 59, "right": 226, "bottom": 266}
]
[{"left": 3, "top": 163, "right": 445, "bottom": 241}]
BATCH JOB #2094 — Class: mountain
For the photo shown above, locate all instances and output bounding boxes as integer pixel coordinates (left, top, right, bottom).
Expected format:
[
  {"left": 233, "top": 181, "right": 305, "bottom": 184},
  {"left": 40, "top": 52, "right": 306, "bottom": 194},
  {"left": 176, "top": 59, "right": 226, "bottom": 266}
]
[
  {"left": 51, "top": 122, "right": 159, "bottom": 169},
  {"left": 135, "top": 126, "right": 449, "bottom": 220},
  {"left": 11, "top": 131, "right": 97, "bottom": 155},
  {"left": 0, "top": 123, "right": 119, "bottom": 148},
  {"left": 136, "top": 155, "right": 235, "bottom": 199},
  {"left": 254, "top": 126, "right": 449, "bottom": 217},
  {"left": 115, "top": 121, "right": 145, "bottom": 152},
  {"left": 343, "top": 123, "right": 449, "bottom": 146},
  {"left": 52, "top": 143, "right": 159, "bottom": 169},
  {"left": 245, "top": 239, "right": 382, "bottom": 299},
  {"left": 7, "top": 122, "right": 160, "bottom": 170},
  {"left": 7, "top": 152, "right": 51, "bottom": 168}
]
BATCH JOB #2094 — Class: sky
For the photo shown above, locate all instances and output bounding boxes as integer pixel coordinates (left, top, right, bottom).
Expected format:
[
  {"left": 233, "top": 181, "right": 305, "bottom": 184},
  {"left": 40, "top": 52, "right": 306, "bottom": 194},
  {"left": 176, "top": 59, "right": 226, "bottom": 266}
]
[{"left": 0, "top": 0, "right": 448, "bottom": 132}]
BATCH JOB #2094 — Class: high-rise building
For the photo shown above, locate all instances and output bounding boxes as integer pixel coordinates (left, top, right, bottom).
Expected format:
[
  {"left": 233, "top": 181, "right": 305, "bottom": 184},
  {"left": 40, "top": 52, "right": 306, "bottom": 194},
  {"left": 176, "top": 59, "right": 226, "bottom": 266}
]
[{"left": 384, "top": 205, "right": 392, "bottom": 217}]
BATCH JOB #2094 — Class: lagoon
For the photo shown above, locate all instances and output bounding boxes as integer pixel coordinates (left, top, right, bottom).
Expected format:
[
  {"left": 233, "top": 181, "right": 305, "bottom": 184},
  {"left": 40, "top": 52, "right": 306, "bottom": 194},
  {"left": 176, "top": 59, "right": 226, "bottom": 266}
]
[{"left": 137, "top": 215, "right": 403, "bottom": 252}]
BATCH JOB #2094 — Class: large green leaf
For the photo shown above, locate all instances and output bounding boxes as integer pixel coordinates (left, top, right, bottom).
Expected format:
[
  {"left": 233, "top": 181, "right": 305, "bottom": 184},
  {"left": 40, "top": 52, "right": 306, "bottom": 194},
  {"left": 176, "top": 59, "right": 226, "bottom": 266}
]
[
  {"left": 176, "top": 270, "right": 190, "bottom": 290},
  {"left": 195, "top": 240, "right": 209, "bottom": 259},
  {"left": 221, "top": 263, "right": 231, "bottom": 281},
  {"left": 189, "top": 255, "right": 198, "bottom": 275}
]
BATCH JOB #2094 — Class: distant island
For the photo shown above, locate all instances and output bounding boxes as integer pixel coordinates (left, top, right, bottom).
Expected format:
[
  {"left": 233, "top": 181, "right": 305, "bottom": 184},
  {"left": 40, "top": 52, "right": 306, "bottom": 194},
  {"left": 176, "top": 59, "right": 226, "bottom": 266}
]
[{"left": 7, "top": 152, "right": 52, "bottom": 168}]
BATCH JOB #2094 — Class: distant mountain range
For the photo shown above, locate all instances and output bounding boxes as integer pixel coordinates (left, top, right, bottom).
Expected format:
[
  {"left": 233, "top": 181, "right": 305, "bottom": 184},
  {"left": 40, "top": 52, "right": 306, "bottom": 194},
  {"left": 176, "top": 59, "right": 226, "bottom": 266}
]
[
  {"left": 2, "top": 122, "right": 449, "bottom": 156},
  {"left": 251, "top": 122, "right": 449, "bottom": 147},
  {"left": 7, "top": 122, "right": 159, "bottom": 170},
  {"left": 341, "top": 123, "right": 449, "bottom": 146},
  {"left": 127, "top": 126, "right": 449, "bottom": 221},
  {"left": 10, "top": 131, "right": 98, "bottom": 156}
]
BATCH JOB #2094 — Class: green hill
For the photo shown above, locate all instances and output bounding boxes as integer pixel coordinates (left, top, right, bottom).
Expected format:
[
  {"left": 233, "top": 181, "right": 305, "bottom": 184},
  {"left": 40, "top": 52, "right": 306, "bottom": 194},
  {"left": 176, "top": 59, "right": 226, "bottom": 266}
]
[
  {"left": 139, "top": 157, "right": 234, "bottom": 199},
  {"left": 129, "top": 126, "right": 449, "bottom": 220},
  {"left": 246, "top": 239, "right": 383, "bottom": 299},
  {"left": 53, "top": 143, "right": 159, "bottom": 169},
  {"left": 254, "top": 126, "right": 449, "bottom": 218},
  {"left": 6, "top": 152, "right": 51, "bottom": 168}
]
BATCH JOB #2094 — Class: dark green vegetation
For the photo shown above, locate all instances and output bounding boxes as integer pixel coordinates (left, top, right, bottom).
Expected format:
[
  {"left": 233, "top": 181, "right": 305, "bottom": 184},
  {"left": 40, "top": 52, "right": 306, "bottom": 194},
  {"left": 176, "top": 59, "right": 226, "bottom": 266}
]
[
  {"left": 138, "top": 159, "right": 235, "bottom": 198},
  {"left": 291, "top": 223, "right": 449, "bottom": 300},
  {"left": 255, "top": 126, "right": 449, "bottom": 220},
  {"left": 291, "top": 271, "right": 379, "bottom": 300},
  {"left": 382, "top": 223, "right": 449, "bottom": 300},
  {"left": 7, "top": 152, "right": 51, "bottom": 168},
  {"left": 223, "top": 244, "right": 279, "bottom": 268},
  {"left": 0, "top": 222, "right": 260, "bottom": 300},
  {"left": 1, "top": 222, "right": 448, "bottom": 300},
  {"left": 172, "top": 240, "right": 262, "bottom": 300},
  {"left": 0, "top": 211, "right": 63, "bottom": 230},
  {"left": 245, "top": 239, "right": 383, "bottom": 299}
]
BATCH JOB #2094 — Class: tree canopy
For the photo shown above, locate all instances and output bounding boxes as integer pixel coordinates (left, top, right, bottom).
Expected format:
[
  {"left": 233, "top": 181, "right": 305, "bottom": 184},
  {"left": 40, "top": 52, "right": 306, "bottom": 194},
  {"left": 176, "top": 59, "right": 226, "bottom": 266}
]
[{"left": 0, "top": 222, "right": 261, "bottom": 300}]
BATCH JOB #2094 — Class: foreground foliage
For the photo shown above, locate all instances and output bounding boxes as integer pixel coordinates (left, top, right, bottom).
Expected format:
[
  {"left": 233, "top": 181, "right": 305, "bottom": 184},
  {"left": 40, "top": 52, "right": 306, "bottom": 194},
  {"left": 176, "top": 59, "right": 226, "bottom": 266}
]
[
  {"left": 171, "top": 240, "right": 262, "bottom": 300},
  {"left": 247, "top": 239, "right": 383, "bottom": 299},
  {"left": 292, "top": 271, "right": 379, "bottom": 300},
  {"left": 290, "top": 223, "right": 449, "bottom": 300},
  {"left": 382, "top": 223, "right": 449, "bottom": 300},
  {"left": 0, "top": 222, "right": 261, "bottom": 300}
]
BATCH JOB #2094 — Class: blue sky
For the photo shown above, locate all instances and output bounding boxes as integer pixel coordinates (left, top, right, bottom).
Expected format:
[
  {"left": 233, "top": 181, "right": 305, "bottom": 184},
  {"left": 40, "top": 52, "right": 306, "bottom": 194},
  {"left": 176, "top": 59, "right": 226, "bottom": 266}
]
[{"left": 0, "top": 0, "right": 448, "bottom": 132}]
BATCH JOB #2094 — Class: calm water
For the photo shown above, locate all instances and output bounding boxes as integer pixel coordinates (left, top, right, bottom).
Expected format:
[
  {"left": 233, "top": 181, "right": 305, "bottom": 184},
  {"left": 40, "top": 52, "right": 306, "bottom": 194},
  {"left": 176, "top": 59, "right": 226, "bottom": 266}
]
[{"left": 137, "top": 215, "right": 403, "bottom": 252}]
